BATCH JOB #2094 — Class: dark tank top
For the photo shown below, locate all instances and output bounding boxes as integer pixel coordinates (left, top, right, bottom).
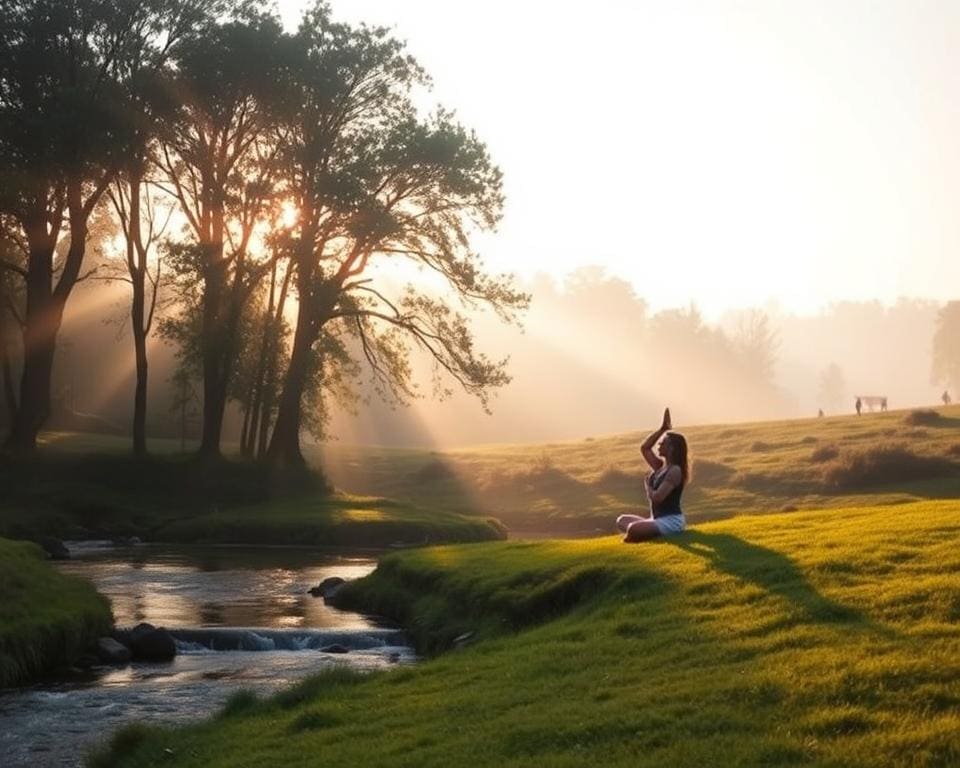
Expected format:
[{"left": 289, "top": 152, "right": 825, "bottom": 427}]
[{"left": 650, "top": 466, "right": 684, "bottom": 519}]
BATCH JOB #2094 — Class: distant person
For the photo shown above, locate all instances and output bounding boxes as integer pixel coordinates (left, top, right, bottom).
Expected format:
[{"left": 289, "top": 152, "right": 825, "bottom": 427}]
[
  {"left": 881, "top": 397, "right": 888, "bottom": 412},
  {"left": 855, "top": 397, "right": 862, "bottom": 416},
  {"left": 943, "top": 391, "right": 952, "bottom": 406},
  {"left": 616, "top": 408, "right": 688, "bottom": 542},
  {"left": 818, "top": 408, "right": 824, "bottom": 418}
]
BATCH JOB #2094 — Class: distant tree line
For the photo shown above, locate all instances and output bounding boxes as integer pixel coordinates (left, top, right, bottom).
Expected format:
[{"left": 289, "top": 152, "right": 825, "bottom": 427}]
[{"left": 0, "top": 0, "right": 528, "bottom": 468}]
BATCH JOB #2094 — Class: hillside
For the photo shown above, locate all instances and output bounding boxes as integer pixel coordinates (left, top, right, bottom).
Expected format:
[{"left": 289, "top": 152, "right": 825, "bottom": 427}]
[
  {"left": 93, "top": 500, "right": 960, "bottom": 767},
  {"left": 311, "top": 405, "right": 960, "bottom": 534}
]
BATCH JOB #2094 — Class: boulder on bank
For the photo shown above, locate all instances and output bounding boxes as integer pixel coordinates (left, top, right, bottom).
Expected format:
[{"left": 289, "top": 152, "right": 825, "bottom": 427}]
[
  {"left": 38, "top": 537, "right": 70, "bottom": 560},
  {"left": 308, "top": 576, "right": 346, "bottom": 600},
  {"left": 96, "top": 637, "right": 132, "bottom": 664},
  {"left": 116, "top": 622, "right": 177, "bottom": 661}
]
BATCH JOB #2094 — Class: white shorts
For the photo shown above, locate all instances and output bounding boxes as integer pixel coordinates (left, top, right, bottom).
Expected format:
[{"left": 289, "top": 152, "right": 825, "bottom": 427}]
[{"left": 653, "top": 514, "right": 686, "bottom": 537}]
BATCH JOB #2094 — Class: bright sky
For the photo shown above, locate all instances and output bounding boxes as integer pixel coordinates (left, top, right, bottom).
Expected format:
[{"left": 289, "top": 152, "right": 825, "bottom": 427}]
[{"left": 278, "top": 0, "right": 960, "bottom": 319}]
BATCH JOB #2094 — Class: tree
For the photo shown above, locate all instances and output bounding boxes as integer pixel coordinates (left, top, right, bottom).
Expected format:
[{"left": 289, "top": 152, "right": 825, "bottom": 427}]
[
  {"left": 0, "top": 0, "right": 200, "bottom": 454},
  {"left": 818, "top": 362, "right": 846, "bottom": 414},
  {"left": 158, "top": 12, "right": 289, "bottom": 459},
  {"left": 932, "top": 301, "right": 960, "bottom": 397},
  {"left": 0, "top": 218, "right": 23, "bottom": 434},
  {"left": 731, "top": 308, "right": 779, "bottom": 386},
  {"left": 265, "top": 5, "right": 528, "bottom": 468},
  {"left": 102, "top": 0, "right": 217, "bottom": 457}
]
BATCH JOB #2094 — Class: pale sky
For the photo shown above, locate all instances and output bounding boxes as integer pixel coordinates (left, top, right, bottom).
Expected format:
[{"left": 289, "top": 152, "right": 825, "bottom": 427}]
[{"left": 277, "top": 0, "right": 960, "bottom": 319}]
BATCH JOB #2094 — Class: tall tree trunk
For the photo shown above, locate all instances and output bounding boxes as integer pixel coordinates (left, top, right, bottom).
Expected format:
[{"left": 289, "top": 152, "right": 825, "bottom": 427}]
[
  {"left": 198, "top": 242, "right": 227, "bottom": 459},
  {"left": 131, "top": 305, "right": 148, "bottom": 457},
  {"left": 247, "top": 260, "right": 279, "bottom": 459},
  {"left": 6, "top": 233, "right": 60, "bottom": 455},
  {"left": 239, "top": 386, "right": 254, "bottom": 457},
  {"left": 127, "top": 169, "right": 149, "bottom": 458},
  {"left": 258, "top": 265, "right": 293, "bottom": 459},
  {"left": 6, "top": 182, "right": 96, "bottom": 455},
  {"left": 266, "top": 295, "right": 318, "bottom": 468},
  {"left": 0, "top": 292, "right": 17, "bottom": 433}
]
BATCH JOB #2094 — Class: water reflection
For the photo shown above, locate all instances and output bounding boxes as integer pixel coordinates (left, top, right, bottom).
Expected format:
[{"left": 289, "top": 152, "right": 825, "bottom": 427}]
[
  {"left": 1, "top": 544, "right": 412, "bottom": 768},
  {"left": 57, "top": 544, "right": 382, "bottom": 630}
]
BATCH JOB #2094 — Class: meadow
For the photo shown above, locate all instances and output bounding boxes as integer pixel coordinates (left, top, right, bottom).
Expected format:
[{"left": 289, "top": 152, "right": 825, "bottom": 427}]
[
  {"left": 91, "top": 499, "right": 960, "bottom": 767},
  {"left": 312, "top": 404, "right": 960, "bottom": 535}
]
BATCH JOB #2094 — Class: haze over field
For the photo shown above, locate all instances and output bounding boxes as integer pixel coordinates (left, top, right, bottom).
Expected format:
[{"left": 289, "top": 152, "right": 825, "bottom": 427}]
[{"left": 3, "top": 0, "right": 959, "bottom": 450}]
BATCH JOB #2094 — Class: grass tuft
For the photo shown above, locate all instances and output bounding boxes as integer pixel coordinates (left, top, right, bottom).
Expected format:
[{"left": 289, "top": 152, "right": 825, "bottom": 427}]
[{"left": 0, "top": 537, "right": 112, "bottom": 686}]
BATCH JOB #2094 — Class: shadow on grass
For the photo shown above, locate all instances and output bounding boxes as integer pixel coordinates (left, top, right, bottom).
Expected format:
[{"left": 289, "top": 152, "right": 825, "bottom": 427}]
[{"left": 670, "top": 531, "right": 890, "bottom": 634}]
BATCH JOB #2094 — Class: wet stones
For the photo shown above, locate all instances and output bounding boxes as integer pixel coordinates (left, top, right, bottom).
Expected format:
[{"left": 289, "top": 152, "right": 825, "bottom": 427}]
[
  {"left": 96, "top": 637, "right": 132, "bottom": 664},
  {"left": 308, "top": 576, "right": 346, "bottom": 600},
  {"left": 113, "top": 623, "right": 177, "bottom": 662}
]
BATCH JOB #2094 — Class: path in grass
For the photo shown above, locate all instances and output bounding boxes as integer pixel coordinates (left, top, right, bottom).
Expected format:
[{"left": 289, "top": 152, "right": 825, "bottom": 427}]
[{"left": 93, "top": 500, "right": 960, "bottom": 767}]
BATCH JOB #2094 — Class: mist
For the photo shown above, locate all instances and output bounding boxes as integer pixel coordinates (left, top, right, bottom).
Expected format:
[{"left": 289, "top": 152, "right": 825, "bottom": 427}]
[{"left": 11, "top": 264, "right": 944, "bottom": 450}]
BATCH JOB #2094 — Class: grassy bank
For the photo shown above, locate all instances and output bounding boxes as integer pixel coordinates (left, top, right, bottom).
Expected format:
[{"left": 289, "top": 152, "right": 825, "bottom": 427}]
[
  {"left": 92, "top": 500, "right": 960, "bottom": 767},
  {"left": 0, "top": 449, "right": 505, "bottom": 547},
  {"left": 0, "top": 538, "right": 112, "bottom": 687},
  {"left": 312, "top": 404, "right": 960, "bottom": 534}
]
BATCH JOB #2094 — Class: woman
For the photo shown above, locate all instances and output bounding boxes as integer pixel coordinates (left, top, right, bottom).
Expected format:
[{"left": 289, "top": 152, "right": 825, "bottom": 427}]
[{"left": 616, "top": 407, "right": 689, "bottom": 542}]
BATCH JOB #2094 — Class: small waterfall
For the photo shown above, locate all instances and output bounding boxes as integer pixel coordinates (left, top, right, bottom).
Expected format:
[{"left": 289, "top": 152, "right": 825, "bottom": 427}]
[{"left": 168, "top": 627, "right": 408, "bottom": 653}]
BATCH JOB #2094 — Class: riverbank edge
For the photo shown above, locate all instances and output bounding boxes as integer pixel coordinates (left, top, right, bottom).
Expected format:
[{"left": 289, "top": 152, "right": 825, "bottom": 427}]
[
  {"left": 0, "top": 537, "right": 113, "bottom": 687},
  {"left": 0, "top": 454, "right": 508, "bottom": 548},
  {"left": 85, "top": 502, "right": 960, "bottom": 767}
]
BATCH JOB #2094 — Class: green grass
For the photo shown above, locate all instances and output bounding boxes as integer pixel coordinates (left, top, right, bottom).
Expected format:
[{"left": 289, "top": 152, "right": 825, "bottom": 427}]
[
  {"left": 310, "top": 404, "right": 960, "bottom": 534},
  {"left": 90, "top": 500, "right": 960, "bottom": 767},
  {"left": 0, "top": 446, "right": 504, "bottom": 546},
  {"left": 26, "top": 406, "right": 960, "bottom": 540},
  {"left": 0, "top": 537, "right": 112, "bottom": 686}
]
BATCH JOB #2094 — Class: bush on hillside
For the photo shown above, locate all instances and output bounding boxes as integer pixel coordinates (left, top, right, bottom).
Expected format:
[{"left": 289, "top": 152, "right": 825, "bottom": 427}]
[
  {"left": 595, "top": 467, "right": 642, "bottom": 490},
  {"left": 810, "top": 445, "right": 839, "bottom": 462},
  {"left": 820, "top": 444, "right": 957, "bottom": 489},
  {"left": 903, "top": 409, "right": 942, "bottom": 426},
  {"left": 691, "top": 459, "right": 734, "bottom": 486}
]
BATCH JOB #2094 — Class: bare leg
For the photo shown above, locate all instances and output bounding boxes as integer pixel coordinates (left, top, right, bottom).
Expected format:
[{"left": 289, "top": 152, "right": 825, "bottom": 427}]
[
  {"left": 616, "top": 514, "right": 646, "bottom": 533},
  {"left": 624, "top": 520, "right": 661, "bottom": 543}
]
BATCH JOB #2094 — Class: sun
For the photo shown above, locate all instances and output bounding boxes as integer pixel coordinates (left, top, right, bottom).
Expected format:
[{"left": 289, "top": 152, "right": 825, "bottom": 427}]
[{"left": 280, "top": 202, "right": 299, "bottom": 229}]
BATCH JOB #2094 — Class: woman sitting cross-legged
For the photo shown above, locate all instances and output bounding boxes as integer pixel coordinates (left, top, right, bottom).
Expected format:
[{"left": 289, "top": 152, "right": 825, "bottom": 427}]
[{"left": 616, "top": 407, "right": 689, "bottom": 543}]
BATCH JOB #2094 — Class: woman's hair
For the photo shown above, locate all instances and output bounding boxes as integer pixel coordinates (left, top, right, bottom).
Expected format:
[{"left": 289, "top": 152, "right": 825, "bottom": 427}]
[{"left": 665, "top": 431, "right": 690, "bottom": 484}]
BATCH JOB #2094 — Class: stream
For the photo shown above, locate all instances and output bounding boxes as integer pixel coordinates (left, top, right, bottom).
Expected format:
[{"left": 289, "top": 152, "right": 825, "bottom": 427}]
[{"left": 0, "top": 542, "right": 414, "bottom": 767}]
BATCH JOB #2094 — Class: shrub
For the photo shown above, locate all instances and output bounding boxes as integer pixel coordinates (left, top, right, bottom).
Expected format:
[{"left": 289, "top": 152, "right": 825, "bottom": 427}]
[
  {"left": 821, "top": 444, "right": 957, "bottom": 489},
  {"left": 810, "top": 445, "right": 839, "bottom": 462},
  {"left": 903, "top": 409, "right": 942, "bottom": 426},
  {"left": 692, "top": 459, "right": 734, "bottom": 485},
  {"left": 595, "top": 467, "right": 641, "bottom": 489}
]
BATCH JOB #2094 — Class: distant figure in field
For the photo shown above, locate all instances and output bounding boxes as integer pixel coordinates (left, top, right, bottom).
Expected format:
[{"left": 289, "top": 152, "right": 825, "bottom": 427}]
[
  {"left": 943, "top": 391, "right": 952, "bottom": 406},
  {"left": 855, "top": 397, "right": 862, "bottom": 416},
  {"left": 818, "top": 408, "right": 824, "bottom": 418},
  {"left": 616, "top": 407, "right": 688, "bottom": 542}
]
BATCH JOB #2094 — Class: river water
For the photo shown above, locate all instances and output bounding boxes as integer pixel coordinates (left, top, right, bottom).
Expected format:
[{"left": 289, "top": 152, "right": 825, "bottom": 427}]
[{"left": 0, "top": 542, "right": 414, "bottom": 767}]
